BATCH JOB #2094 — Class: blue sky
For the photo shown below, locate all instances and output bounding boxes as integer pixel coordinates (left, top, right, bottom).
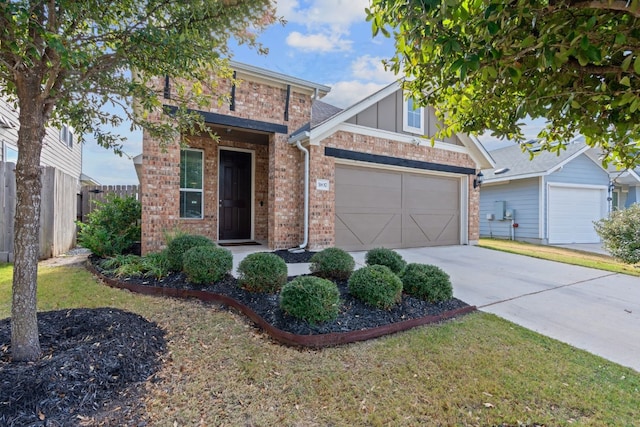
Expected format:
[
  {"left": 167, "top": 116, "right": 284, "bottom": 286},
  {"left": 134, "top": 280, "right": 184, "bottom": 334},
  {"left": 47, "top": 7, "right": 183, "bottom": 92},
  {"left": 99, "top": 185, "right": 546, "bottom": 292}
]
[{"left": 82, "top": 0, "right": 537, "bottom": 185}]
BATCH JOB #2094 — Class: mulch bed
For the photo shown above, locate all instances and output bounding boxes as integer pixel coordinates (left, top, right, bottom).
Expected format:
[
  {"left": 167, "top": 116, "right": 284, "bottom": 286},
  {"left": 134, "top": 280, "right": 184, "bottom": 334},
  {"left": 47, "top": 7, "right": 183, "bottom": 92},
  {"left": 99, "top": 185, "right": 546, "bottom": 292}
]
[
  {"left": 90, "top": 250, "right": 473, "bottom": 338},
  {"left": 0, "top": 248, "right": 474, "bottom": 425},
  {"left": 0, "top": 308, "right": 165, "bottom": 426}
]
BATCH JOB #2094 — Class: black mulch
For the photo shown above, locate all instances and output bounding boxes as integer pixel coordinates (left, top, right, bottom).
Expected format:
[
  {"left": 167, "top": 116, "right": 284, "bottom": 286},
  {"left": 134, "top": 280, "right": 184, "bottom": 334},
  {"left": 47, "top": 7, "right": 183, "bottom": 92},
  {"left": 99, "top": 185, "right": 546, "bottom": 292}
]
[
  {"left": 0, "top": 308, "right": 166, "bottom": 427},
  {"left": 93, "top": 255, "right": 469, "bottom": 336},
  {"left": 270, "top": 249, "right": 316, "bottom": 263}
]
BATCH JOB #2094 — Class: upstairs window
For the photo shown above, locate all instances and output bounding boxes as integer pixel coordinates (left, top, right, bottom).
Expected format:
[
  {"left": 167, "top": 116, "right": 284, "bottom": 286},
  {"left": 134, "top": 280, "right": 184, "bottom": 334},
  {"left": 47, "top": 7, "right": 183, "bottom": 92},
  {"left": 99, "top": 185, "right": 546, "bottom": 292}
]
[
  {"left": 180, "top": 149, "right": 203, "bottom": 219},
  {"left": 403, "top": 98, "right": 424, "bottom": 135},
  {"left": 60, "top": 124, "right": 74, "bottom": 148}
]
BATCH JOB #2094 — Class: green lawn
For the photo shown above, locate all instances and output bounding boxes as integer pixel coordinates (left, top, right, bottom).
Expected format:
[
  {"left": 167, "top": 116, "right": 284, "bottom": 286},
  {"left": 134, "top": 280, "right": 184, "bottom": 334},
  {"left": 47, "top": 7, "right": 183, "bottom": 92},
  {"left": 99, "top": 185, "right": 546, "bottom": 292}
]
[
  {"left": 479, "top": 238, "right": 640, "bottom": 276},
  {"left": 1, "top": 262, "right": 638, "bottom": 425}
]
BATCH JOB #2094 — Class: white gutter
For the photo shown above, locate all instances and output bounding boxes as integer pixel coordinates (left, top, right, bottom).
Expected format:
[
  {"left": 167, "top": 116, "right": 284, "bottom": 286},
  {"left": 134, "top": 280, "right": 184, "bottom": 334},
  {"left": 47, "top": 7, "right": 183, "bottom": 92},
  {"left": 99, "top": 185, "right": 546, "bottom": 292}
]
[{"left": 289, "top": 131, "right": 310, "bottom": 250}]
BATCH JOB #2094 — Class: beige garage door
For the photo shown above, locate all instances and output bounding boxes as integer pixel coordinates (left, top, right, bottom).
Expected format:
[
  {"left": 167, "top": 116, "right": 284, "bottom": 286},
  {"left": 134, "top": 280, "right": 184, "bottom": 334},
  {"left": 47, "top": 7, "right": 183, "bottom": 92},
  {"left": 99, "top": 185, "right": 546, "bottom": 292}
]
[{"left": 335, "top": 165, "right": 460, "bottom": 251}]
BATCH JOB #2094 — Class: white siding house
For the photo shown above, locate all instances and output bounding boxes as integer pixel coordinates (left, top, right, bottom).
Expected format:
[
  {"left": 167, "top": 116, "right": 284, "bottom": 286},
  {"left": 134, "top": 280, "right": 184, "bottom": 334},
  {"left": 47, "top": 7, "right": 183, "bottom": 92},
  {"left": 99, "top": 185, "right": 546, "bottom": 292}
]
[
  {"left": 0, "top": 96, "right": 83, "bottom": 261},
  {"left": 479, "top": 141, "right": 611, "bottom": 245}
]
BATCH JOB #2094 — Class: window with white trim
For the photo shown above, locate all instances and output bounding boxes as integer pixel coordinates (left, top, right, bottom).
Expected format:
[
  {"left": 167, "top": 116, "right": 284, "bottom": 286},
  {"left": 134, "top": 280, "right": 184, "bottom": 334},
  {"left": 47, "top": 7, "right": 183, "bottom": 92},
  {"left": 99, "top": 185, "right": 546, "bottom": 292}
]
[
  {"left": 59, "top": 124, "right": 74, "bottom": 148},
  {"left": 180, "top": 149, "right": 203, "bottom": 219},
  {"left": 403, "top": 98, "right": 424, "bottom": 134}
]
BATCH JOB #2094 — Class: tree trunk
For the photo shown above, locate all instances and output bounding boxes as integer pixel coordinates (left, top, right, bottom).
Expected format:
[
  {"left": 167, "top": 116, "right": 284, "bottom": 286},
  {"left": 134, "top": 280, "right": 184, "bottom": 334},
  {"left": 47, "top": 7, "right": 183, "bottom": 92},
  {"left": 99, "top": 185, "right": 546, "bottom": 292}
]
[{"left": 11, "top": 78, "right": 47, "bottom": 362}]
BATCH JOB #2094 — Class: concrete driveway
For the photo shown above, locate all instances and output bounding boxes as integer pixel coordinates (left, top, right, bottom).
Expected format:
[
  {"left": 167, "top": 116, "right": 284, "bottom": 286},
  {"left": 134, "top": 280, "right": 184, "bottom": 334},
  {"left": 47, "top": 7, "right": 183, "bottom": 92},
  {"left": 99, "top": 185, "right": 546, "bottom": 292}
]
[{"left": 349, "top": 245, "right": 640, "bottom": 372}]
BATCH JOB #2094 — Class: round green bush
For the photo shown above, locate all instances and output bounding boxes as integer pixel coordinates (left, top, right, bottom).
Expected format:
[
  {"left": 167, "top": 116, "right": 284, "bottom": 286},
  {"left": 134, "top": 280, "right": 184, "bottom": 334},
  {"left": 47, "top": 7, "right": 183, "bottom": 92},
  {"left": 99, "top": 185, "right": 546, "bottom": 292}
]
[
  {"left": 166, "top": 234, "right": 215, "bottom": 272},
  {"left": 594, "top": 203, "right": 640, "bottom": 264},
  {"left": 279, "top": 276, "right": 341, "bottom": 324},
  {"left": 77, "top": 195, "right": 141, "bottom": 257},
  {"left": 182, "top": 246, "right": 232, "bottom": 285},
  {"left": 400, "top": 263, "right": 453, "bottom": 303},
  {"left": 309, "top": 247, "right": 355, "bottom": 280},
  {"left": 237, "top": 252, "right": 288, "bottom": 293},
  {"left": 348, "top": 265, "right": 403, "bottom": 310},
  {"left": 365, "top": 247, "right": 406, "bottom": 274}
]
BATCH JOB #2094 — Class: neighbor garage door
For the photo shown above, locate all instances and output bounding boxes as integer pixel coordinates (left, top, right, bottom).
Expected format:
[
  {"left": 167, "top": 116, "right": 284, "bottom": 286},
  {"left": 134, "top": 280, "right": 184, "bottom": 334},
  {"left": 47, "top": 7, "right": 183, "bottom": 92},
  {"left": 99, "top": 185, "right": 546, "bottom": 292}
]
[
  {"left": 548, "top": 185, "right": 606, "bottom": 244},
  {"left": 335, "top": 165, "right": 460, "bottom": 251}
]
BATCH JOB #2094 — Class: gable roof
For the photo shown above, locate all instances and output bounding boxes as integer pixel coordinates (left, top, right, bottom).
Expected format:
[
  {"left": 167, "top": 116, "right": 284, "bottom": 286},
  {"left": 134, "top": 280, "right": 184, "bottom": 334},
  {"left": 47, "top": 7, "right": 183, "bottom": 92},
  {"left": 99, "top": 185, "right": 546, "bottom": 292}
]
[
  {"left": 482, "top": 140, "right": 595, "bottom": 183},
  {"left": 290, "top": 81, "right": 494, "bottom": 169},
  {"left": 311, "top": 100, "right": 342, "bottom": 127}
]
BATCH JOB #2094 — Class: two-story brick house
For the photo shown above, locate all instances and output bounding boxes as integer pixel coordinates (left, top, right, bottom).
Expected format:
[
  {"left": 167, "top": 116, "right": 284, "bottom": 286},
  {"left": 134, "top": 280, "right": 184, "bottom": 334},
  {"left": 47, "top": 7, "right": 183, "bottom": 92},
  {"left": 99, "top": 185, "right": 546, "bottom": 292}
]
[{"left": 138, "top": 62, "right": 494, "bottom": 254}]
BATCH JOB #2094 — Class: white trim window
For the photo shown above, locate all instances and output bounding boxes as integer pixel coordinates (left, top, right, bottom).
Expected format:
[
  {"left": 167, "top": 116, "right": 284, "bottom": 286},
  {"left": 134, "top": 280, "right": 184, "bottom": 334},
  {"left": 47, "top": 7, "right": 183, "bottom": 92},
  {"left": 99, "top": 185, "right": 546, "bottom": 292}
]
[
  {"left": 59, "top": 124, "right": 74, "bottom": 148},
  {"left": 180, "top": 148, "right": 204, "bottom": 219},
  {"left": 403, "top": 98, "right": 424, "bottom": 134}
]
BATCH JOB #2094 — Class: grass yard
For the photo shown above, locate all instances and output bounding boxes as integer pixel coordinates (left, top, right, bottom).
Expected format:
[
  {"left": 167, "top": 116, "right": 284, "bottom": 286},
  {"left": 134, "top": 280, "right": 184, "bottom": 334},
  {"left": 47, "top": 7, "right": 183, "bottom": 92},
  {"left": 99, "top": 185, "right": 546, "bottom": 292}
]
[
  {"left": 479, "top": 238, "right": 640, "bottom": 277},
  {"left": 1, "top": 262, "right": 639, "bottom": 426}
]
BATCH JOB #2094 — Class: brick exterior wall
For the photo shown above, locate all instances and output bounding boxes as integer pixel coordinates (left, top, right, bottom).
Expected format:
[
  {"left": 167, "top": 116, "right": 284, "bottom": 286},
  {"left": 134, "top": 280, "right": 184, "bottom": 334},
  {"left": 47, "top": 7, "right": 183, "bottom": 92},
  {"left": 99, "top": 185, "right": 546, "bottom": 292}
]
[
  {"left": 141, "top": 74, "right": 312, "bottom": 254},
  {"left": 140, "top": 71, "right": 481, "bottom": 254}
]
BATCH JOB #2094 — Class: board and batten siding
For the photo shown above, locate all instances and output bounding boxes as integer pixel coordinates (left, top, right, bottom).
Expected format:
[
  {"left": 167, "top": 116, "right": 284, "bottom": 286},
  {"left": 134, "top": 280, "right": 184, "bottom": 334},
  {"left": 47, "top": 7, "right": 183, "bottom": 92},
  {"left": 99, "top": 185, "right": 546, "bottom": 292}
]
[
  {"left": 479, "top": 178, "right": 540, "bottom": 241},
  {"left": 344, "top": 90, "right": 462, "bottom": 146},
  {"left": 542, "top": 153, "right": 609, "bottom": 239},
  {"left": 1, "top": 97, "right": 81, "bottom": 178}
]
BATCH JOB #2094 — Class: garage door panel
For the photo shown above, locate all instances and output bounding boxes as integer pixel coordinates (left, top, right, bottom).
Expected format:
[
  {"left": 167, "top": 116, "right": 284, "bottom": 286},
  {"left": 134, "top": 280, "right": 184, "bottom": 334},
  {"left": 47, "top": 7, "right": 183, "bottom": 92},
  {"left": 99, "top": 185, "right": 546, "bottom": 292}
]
[
  {"left": 403, "top": 213, "right": 459, "bottom": 247},
  {"left": 335, "top": 213, "right": 402, "bottom": 250},
  {"left": 548, "top": 186, "right": 605, "bottom": 244},
  {"left": 335, "top": 165, "right": 461, "bottom": 251}
]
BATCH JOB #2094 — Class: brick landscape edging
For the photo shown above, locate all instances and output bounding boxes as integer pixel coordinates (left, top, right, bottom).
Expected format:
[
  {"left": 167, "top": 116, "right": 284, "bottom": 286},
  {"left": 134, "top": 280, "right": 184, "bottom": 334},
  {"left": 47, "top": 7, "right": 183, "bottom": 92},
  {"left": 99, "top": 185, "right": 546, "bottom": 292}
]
[{"left": 87, "top": 262, "right": 477, "bottom": 347}]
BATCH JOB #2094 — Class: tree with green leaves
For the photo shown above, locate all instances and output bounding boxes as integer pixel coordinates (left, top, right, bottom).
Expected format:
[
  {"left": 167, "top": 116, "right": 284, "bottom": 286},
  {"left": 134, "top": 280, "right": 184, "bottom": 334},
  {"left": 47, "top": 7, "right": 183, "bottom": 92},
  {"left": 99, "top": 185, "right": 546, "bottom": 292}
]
[
  {"left": 367, "top": 0, "right": 640, "bottom": 168},
  {"left": 0, "top": 0, "right": 276, "bottom": 362}
]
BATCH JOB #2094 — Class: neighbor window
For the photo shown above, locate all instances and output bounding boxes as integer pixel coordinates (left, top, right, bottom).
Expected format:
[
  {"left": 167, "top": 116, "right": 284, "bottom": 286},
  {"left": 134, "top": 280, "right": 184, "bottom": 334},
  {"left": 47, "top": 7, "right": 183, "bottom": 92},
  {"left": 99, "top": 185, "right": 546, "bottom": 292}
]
[
  {"left": 180, "top": 149, "right": 203, "bottom": 219},
  {"left": 3, "top": 144, "right": 18, "bottom": 163},
  {"left": 59, "top": 124, "right": 74, "bottom": 148},
  {"left": 403, "top": 98, "right": 424, "bottom": 134}
]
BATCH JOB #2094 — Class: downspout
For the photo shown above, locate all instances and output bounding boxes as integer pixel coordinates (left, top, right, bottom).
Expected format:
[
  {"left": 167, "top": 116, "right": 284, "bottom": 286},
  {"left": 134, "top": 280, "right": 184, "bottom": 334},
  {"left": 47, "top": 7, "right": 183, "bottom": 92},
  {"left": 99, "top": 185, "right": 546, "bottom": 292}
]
[{"left": 289, "top": 131, "right": 310, "bottom": 251}]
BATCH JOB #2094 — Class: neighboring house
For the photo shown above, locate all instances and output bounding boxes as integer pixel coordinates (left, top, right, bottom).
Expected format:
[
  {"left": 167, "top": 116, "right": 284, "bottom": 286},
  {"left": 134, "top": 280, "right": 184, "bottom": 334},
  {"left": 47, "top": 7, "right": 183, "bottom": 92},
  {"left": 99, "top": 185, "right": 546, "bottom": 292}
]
[
  {"left": 608, "top": 166, "right": 640, "bottom": 211},
  {"left": 479, "top": 140, "right": 615, "bottom": 244},
  {"left": 137, "top": 62, "right": 494, "bottom": 254},
  {"left": 0, "top": 96, "right": 82, "bottom": 261}
]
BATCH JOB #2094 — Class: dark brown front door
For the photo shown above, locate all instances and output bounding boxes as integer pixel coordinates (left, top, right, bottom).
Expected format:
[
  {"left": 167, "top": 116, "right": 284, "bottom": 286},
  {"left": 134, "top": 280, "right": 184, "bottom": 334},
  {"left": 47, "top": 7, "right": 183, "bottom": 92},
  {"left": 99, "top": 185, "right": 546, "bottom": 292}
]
[{"left": 219, "top": 150, "right": 252, "bottom": 240}]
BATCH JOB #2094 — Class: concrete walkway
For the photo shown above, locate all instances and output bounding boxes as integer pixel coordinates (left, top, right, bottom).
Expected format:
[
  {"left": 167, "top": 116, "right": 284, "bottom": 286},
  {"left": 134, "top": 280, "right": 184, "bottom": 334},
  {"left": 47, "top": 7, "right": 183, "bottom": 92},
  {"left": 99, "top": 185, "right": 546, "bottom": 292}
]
[{"left": 349, "top": 245, "right": 639, "bottom": 372}]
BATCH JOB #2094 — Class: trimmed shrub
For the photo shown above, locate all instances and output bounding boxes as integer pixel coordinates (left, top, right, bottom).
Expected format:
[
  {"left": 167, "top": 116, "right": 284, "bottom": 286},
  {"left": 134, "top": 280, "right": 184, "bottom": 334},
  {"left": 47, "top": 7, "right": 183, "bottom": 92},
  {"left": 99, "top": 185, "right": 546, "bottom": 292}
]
[
  {"left": 166, "top": 234, "right": 215, "bottom": 272},
  {"left": 309, "top": 247, "right": 355, "bottom": 280},
  {"left": 182, "top": 246, "right": 232, "bottom": 285},
  {"left": 237, "top": 252, "right": 288, "bottom": 293},
  {"left": 279, "top": 276, "right": 341, "bottom": 324},
  {"left": 365, "top": 247, "right": 406, "bottom": 274},
  {"left": 348, "top": 265, "right": 403, "bottom": 310},
  {"left": 594, "top": 203, "right": 640, "bottom": 264},
  {"left": 400, "top": 263, "right": 453, "bottom": 303},
  {"left": 77, "top": 195, "right": 141, "bottom": 257}
]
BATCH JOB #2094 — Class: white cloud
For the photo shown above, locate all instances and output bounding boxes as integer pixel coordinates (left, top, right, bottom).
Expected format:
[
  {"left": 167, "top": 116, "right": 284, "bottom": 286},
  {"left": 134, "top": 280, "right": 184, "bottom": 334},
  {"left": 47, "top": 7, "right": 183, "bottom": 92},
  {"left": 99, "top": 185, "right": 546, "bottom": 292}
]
[
  {"left": 277, "top": 0, "right": 369, "bottom": 31},
  {"left": 321, "top": 80, "right": 389, "bottom": 109},
  {"left": 286, "top": 31, "right": 352, "bottom": 52},
  {"left": 350, "top": 55, "right": 397, "bottom": 83},
  {"left": 278, "top": 0, "right": 369, "bottom": 53}
]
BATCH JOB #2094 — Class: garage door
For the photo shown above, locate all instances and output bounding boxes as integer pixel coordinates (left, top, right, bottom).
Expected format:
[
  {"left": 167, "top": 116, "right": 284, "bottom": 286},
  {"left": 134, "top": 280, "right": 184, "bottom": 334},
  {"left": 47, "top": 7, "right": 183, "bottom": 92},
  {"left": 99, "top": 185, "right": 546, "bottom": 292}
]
[
  {"left": 335, "top": 165, "right": 460, "bottom": 251},
  {"left": 548, "top": 186, "right": 606, "bottom": 244}
]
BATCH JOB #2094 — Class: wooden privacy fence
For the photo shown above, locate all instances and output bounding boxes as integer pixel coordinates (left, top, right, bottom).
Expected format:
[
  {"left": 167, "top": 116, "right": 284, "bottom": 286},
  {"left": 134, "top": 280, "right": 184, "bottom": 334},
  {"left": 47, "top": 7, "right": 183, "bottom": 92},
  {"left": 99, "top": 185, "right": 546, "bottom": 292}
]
[
  {"left": 0, "top": 162, "right": 16, "bottom": 262},
  {"left": 79, "top": 185, "right": 139, "bottom": 223},
  {"left": 1, "top": 162, "right": 79, "bottom": 262}
]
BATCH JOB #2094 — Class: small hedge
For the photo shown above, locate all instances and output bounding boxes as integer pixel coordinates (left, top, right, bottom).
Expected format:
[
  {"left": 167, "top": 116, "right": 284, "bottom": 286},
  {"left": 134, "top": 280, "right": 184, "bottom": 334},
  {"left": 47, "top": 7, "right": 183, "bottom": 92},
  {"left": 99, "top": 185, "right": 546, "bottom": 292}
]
[
  {"left": 400, "top": 263, "right": 453, "bottom": 303},
  {"left": 348, "top": 265, "right": 403, "bottom": 310},
  {"left": 365, "top": 247, "right": 406, "bottom": 274},
  {"left": 77, "top": 195, "right": 141, "bottom": 257},
  {"left": 166, "top": 234, "right": 215, "bottom": 272},
  {"left": 279, "top": 276, "right": 341, "bottom": 324},
  {"left": 309, "top": 247, "right": 355, "bottom": 280},
  {"left": 182, "top": 246, "right": 232, "bottom": 285},
  {"left": 237, "top": 252, "right": 288, "bottom": 293}
]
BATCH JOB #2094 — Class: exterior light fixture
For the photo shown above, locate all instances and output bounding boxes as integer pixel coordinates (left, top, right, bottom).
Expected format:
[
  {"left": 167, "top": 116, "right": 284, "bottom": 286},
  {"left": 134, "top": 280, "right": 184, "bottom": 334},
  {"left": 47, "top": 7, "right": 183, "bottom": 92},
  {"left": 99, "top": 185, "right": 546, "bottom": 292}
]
[{"left": 473, "top": 171, "right": 484, "bottom": 189}]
